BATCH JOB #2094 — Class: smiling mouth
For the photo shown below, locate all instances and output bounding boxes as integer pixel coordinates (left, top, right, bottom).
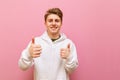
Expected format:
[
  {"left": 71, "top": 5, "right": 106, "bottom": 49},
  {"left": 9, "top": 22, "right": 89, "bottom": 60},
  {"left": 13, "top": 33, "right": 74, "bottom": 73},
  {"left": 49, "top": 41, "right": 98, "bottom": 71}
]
[{"left": 51, "top": 27, "right": 57, "bottom": 30}]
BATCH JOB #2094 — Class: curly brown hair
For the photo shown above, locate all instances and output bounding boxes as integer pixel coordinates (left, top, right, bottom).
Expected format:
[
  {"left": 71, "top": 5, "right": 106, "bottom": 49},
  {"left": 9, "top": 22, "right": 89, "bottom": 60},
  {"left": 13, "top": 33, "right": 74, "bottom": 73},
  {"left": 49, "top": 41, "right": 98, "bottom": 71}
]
[{"left": 44, "top": 8, "right": 63, "bottom": 22}]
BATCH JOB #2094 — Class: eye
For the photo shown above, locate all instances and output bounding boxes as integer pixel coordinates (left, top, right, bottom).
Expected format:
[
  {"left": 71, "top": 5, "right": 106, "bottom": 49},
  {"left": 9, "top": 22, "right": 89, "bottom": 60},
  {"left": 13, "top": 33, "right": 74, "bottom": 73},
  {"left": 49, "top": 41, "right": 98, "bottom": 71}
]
[
  {"left": 55, "top": 19, "right": 60, "bottom": 22},
  {"left": 48, "top": 19, "right": 53, "bottom": 22}
]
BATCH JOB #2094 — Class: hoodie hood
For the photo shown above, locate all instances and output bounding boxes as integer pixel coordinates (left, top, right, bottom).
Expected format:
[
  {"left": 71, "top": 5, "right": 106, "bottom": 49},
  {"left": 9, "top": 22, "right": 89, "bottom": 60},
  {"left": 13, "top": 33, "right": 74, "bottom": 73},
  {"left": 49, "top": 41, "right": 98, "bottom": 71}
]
[{"left": 41, "top": 31, "right": 67, "bottom": 44}]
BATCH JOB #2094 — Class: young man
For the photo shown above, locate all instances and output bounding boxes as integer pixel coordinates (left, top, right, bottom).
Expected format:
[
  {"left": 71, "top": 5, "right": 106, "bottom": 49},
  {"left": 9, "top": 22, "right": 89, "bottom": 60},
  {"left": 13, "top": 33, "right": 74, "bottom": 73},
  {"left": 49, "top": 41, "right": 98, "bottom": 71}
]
[{"left": 18, "top": 8, "right": 78, "bottom": 80}]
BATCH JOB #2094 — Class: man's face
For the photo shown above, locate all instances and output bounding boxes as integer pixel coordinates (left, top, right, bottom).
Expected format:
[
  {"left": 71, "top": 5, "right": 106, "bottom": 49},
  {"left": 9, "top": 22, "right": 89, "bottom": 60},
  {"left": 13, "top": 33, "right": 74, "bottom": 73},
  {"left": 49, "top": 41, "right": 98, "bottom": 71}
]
[{"left": 45, "top": 14, "right": 62, "bottom": 35}]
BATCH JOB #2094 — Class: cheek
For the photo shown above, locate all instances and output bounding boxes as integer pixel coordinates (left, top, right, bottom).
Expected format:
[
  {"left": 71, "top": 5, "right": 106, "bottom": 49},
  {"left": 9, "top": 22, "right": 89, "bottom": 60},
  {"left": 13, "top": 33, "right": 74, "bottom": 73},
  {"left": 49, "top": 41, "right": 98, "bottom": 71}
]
[
  {"left": 58, "top": 23, "right": 62, "bottom": 27},
  {"left": 45, "top": 22, "right": 51, "bottom": 26},
  {"left": 56, "top": 22, "right": 61, "bottom": 25}
]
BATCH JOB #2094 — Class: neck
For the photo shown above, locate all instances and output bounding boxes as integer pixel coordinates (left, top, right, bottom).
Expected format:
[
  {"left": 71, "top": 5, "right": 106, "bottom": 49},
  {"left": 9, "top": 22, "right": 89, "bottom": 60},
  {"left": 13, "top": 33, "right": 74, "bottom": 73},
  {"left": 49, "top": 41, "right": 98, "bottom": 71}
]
[{"left": 47, "top": 31, "right": 60, "bottom": 39}]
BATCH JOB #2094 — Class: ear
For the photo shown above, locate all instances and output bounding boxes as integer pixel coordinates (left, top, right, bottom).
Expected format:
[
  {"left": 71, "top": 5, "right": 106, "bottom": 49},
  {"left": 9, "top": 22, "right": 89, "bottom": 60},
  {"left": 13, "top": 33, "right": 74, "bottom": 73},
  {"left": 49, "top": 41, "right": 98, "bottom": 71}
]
[{"left": 44, "top": 21, "right": 47, "bottom": 28}]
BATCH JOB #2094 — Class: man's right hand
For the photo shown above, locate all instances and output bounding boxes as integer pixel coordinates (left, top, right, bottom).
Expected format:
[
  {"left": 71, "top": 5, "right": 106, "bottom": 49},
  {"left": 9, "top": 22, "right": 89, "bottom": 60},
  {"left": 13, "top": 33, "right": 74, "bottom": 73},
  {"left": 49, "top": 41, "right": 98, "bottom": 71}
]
[{"left": 29, "top": 37, "right": 42, "bottom": 58}]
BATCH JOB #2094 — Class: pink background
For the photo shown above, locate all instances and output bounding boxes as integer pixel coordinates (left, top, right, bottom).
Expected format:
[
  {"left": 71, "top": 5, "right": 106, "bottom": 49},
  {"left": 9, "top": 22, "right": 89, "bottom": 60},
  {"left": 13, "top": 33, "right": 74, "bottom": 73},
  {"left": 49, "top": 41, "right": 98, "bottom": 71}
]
[{"left": 0, "top": 0, "right": 120, "bottom": 80}]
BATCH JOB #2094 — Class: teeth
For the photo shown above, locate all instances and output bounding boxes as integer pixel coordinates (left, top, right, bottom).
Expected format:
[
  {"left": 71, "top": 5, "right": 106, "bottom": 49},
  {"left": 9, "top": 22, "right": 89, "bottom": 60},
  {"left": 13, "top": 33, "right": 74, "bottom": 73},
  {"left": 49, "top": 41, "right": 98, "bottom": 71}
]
[
  {"left": 51, "top": 28, "right": 55, "bottom": 30},
  {"left": 52, "top": 27, "right": 55, "bottom": 28}
]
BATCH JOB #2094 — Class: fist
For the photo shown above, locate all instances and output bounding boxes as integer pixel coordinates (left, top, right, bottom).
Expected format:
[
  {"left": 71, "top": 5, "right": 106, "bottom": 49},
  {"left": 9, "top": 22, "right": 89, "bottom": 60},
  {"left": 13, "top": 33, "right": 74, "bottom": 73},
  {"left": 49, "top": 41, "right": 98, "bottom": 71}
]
[
  {"left": 29, "top": 38, "right": 42, "bottom": 58},
  {"left": 60, "top": 44, "right": 70, "bottom": 59}
]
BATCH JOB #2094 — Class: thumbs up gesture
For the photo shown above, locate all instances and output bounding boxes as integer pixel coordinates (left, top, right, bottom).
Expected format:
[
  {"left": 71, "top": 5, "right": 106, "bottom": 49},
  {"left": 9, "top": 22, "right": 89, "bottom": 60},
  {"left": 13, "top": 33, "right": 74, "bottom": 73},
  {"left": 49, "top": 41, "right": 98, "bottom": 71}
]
[
  {"left": 29, "top": 37, "right": 42, "bottom": 58},
  {"left": 60, "top": 44, "right": 71, "bottom": 59}
]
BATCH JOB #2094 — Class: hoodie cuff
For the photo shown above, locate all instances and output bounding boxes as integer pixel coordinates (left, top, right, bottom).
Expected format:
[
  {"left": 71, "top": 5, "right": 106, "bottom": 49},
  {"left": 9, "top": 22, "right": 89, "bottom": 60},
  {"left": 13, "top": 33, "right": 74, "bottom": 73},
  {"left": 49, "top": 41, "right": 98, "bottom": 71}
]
[{"left": 26, "top": 50, "right": 33, "bottom": 61}]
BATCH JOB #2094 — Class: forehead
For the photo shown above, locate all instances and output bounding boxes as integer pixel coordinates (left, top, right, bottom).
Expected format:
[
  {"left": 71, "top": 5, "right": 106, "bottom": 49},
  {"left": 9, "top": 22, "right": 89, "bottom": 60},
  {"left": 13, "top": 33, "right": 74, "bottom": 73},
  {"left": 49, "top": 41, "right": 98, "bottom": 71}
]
[{"left": 47, "top": 14, "right": 60, "bottom": 19}]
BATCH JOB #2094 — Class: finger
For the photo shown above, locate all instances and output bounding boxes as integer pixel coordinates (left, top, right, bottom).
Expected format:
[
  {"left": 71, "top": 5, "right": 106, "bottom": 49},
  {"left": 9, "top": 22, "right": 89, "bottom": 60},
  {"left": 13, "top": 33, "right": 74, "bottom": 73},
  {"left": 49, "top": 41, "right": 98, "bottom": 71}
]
[
  {"left": 34, "top": 45, "right": 41, "bottom": 48},
  {"left": 67, "top": 43, "right": 70, "bottom": 49},
  {"left": 60, "top": 53, "right": 66, "bottom": 59},
  {"left": 33, "top": 55, "right": 40, "bottom": 58},
  {"left": 32, "top": 37, "right": 35, "bottom": 44},
  {"left": 60, "top": 52, "right": 64, "bottom": 57},
  {"left": 34, "top": 52, "right": 41, "bottom": 55},
  {"left": 60, "top": 48, "right": 65, "bottom": 51},
  {"left": 33, "top": 48, "right": 42, "bottom": 51},
  {"left": 60, "top": 48, "right": 66, "bottom": 53},
  {"left": 33, "top": 51, "right": 41, "bottom": 55}
]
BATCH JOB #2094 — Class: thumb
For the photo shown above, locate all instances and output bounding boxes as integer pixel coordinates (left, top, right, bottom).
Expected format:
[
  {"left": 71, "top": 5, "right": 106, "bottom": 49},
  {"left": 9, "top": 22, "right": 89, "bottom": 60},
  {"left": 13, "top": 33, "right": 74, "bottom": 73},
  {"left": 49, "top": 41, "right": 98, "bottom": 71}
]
[
  {"left": 32, "top": 37, "right": 35, "bottom": 44},
  {"left": 67, "top": 43, "right": 70, "bottom": 49}
]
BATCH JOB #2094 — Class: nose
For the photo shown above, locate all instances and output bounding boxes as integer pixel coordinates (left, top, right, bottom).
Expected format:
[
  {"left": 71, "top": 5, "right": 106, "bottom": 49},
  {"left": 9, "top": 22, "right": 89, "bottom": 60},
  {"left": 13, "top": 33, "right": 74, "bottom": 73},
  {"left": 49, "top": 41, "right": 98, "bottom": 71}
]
[{"left": 52, "top": 20, "right": 56, "bottom": 25}]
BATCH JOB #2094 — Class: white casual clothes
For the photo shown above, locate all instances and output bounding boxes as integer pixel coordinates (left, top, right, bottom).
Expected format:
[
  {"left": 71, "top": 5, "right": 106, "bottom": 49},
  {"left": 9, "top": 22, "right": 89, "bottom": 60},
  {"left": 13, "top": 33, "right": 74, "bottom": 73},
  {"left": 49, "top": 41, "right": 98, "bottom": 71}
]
[{"left": 18, "top": 32, "right": 78, "bottom": 80}]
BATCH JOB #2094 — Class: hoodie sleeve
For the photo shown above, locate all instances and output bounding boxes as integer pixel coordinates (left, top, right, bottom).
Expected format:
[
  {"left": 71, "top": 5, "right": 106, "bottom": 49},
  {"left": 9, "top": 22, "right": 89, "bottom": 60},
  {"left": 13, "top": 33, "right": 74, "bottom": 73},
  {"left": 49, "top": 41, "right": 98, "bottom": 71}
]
[
  {"left": 64, "top": 42, "right": 79, "bottom": 74},
  {"left": 18, "top": 42, "right": 34, "bottom": 71}
]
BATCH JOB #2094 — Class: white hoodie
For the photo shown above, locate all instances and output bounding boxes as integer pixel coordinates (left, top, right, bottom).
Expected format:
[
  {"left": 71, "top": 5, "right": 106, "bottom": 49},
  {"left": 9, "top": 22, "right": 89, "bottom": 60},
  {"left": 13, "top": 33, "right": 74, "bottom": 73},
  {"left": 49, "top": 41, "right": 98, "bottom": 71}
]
[{"left": 18, "top": 32, "right": 78, "bottom": 80}]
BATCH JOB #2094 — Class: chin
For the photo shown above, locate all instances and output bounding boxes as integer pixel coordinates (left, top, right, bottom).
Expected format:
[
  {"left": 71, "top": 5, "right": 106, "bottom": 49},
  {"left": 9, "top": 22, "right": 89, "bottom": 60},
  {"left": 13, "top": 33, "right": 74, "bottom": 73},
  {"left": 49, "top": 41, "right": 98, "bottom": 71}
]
[
  {"left": 50, "top": 30, "right": 57, "bottom": 33},
  {"left": 51, "top": 31, "right": 59, "bottom": 35},
  {"left": 51, "top": 32, "right": 57, "bottom": 34}
]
